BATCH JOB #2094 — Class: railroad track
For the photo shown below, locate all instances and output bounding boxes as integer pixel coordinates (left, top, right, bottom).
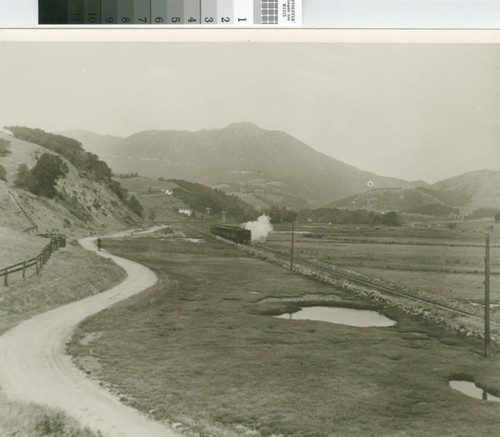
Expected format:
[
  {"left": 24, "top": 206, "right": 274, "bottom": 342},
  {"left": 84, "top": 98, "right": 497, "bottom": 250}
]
[{"left": 256, "top": 243, "right": 500, "bottom": 330}]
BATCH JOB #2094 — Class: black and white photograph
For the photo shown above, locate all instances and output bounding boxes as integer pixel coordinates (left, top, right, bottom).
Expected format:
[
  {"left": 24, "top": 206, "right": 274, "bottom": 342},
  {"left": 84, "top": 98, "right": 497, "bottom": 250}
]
[{"left": 0, "top": 30, "right": 499, "bottom": 437}]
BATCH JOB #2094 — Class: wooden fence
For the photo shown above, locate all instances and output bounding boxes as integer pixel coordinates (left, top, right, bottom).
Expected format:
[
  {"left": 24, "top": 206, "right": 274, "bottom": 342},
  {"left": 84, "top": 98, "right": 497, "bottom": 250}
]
[{"left": 0, "top": 235, "right": 66, "bottom": 286}]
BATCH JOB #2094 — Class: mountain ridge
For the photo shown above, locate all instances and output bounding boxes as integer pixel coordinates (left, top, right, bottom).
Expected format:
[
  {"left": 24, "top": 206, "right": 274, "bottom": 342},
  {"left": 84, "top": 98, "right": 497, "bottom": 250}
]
[{"left": 64, "top": 123, "right": 424, "bottom": 208}]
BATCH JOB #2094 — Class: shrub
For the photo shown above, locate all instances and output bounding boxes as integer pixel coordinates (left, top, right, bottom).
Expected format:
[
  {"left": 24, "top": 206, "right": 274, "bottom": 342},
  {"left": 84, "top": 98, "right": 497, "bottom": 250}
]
[
  {"left": 0, "top": 138, "right": 11, "bottom": 157},
  {"left": 14, "top": 163, "right": 31, "bottom": 188}
]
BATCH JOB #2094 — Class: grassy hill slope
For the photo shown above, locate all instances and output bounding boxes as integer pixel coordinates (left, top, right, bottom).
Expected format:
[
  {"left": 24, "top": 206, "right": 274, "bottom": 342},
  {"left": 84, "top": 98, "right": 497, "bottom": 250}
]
[
  {"left": 115, "top": 175, "right": 257, "bottom": 223},
  {"left": 0, "top": 130, "right": 141, "bottom": 235}
]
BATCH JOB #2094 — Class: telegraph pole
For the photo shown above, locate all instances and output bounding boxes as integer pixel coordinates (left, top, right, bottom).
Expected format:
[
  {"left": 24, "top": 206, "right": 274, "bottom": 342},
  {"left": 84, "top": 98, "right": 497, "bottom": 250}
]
[
  {"left": 290, "top": 223, "right": 295, "bottom": 271},
  {"left": 484, "top": 226, "right": 492, "bottom": 357}
]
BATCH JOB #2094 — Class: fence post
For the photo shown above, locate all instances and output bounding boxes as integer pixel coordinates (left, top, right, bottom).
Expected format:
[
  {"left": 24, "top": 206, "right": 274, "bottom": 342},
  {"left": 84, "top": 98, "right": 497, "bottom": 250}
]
[
  {"left": 22, "top": 261, "right": 26, "bottom": 279},
  {"left": 4, "top": 268, "right": 8, "bottom": 287},
  {"left": 36, "top": 257, "right": 40, "bottom": 274}
]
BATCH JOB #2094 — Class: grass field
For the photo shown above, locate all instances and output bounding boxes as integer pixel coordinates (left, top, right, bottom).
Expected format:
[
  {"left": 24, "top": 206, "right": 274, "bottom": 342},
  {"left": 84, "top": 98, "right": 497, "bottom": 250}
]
[
  {"left": 0, "top": 239, "right": 126, "bottom": 334},
  {"left": 69, "top": 231, "right": 500, "bottom": 437},
  {"left": 0, "top": 238, "right": 125, "bottom": 437},
  {"left": 0, "top": 392, "right": 96, "bottom": 437},
  {"left": 0, "top": 227, "right": 47, "bottom": 268}
]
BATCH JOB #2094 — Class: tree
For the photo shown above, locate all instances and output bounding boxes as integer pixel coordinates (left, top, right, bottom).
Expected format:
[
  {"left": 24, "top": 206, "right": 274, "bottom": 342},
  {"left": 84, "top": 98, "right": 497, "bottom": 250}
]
[
  {"left": 126, "top": 195, "right": 144, "bottom": 217},
  {"left": 148, "top": 209, "right": 156, "bottom": 221},
  {"left": 0, "top": 164, "right": 6, "bottom": 181},
  {"left": 0, "top": 138, "right": 11, "bottom": 157},
  {"left": 15, "top": 153, "right": 68, "bottom": 198},
  {"left": 381, "top": 211, "right": 402, "bottom": 226},
  {"left": 495, "top": 212, "right": 500, "bottom": 223}
]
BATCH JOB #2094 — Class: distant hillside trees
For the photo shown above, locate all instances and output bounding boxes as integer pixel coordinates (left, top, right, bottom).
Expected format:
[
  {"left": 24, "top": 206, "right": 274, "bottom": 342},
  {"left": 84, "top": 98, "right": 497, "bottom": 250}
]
[
  {"left": 168, "top": 179, "right": 257, "bottom": 221},
  {"left": 0, "top": 138, "right": 11, "bottom": 157},
  {"left": 380, "top": 211, "right": 402, "bottom": 226},
  {"left": 266, "top": 206, "right": 298, "bottom": 223},
  {"left": 466, "top": 207, "right": 500, "bottom": 221},
  {"left": 15, "top": 153, "right": 68, "bottom": 198},
  {"left": 6, "top": 126, "right": 144, "bottom": 216},
  {"left": 298, "top": 208, "right": 402, "bottom": 226},
  {"left": 406, "top": 203, "right": 458, "bottom": 217}
]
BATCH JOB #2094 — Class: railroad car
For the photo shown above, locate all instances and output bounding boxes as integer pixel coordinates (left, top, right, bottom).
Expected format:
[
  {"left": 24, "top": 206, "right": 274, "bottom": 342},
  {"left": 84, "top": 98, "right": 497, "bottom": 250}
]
[{"left": 210, "top": 224, "right": 251, "bottom": 244}]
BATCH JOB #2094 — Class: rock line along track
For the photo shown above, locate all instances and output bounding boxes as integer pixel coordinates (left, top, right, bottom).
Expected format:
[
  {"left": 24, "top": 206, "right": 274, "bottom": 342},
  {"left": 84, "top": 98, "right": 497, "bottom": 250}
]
[{"left": 252, "top": 242, "right": 500, "bottom": 333}]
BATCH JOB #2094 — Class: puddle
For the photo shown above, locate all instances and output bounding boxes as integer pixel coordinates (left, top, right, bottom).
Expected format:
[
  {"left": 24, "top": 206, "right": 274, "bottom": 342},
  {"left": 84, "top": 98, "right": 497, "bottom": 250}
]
[
  {"left": 275, "top": 306, "right": 396, "bottom": 327},
  {"left": 449, "top": 380, "right": 500, "bottom": 402}
]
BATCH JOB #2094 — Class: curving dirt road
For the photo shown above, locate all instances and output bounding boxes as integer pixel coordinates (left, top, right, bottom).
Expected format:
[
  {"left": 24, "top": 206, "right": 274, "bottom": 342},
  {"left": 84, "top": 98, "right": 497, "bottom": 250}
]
[{"left": 0, "top": 236, "right": 181, "bottom": 437}]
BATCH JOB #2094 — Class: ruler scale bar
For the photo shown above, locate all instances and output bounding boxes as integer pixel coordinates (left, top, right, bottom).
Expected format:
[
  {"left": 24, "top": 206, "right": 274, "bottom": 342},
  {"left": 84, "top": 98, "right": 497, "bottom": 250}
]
[
  {"left": 84, "top": 0, "right": 101, "bottom": 24},
  {"left": 217, "top": 0, "right": 233, "bottom": 25},
  {"left": 102, "top": 0, "right": 118, "bottom": 25},
  {"left": 117, "top": 0, "right": 134, "bottom": 24},
  {"left": 151, "top": 0, "right": 168, "bottom": 24},
  {"left": 67, "top": 0, "right": 84, "bottom": 24},
  {"left": 201, "top": 0, "right": 217, "bottom": 25},
  {"left": 183, "top": 0, "right": 201, "bottom": 25},
  {"left": 38, "top": 1, "right": 301, "bottom": 25},
  {"left": 134, "top": 0, "right": 151, "bottom": 24},
  {"left": 166, "top": 0, "right": 184, "bottom": 24}
]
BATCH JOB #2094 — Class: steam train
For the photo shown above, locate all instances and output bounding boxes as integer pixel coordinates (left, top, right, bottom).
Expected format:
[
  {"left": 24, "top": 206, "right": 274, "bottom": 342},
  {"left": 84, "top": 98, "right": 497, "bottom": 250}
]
[{"left": 210, "top": 224, "right": 251, "bottom": 244}]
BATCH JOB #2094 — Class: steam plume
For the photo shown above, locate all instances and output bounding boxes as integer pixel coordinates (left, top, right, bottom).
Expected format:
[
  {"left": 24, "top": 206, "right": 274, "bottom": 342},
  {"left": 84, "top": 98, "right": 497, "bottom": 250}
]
[{"left": 243, "top": 215, "right": 273, "bottom": 242}]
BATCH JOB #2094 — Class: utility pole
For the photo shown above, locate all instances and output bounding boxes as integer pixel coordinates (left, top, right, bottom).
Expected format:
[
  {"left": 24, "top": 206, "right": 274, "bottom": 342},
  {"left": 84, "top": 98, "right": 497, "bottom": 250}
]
[
  {"left": 290, "top": 223, "right": 295, "bottom": 271},
  {"left": 484, "top": 226, "right": 492, "bottom": 357}
]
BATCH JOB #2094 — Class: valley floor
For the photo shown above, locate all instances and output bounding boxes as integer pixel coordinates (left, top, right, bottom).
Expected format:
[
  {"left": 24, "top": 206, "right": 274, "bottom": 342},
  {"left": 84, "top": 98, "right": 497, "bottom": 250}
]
[{"left": 68, "top": 228, "right": 500, "bottom": 437}]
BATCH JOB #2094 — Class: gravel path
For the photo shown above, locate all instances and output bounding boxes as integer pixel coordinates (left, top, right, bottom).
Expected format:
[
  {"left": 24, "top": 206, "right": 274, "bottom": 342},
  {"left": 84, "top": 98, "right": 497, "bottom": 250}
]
[{"left": 0, "top": 236, "right": 181, "bottom": 437}]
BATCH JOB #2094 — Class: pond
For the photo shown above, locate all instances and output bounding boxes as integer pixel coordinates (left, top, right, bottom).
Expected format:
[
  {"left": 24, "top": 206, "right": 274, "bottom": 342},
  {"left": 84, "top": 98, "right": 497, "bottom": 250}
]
[
  {"left": 274, "top": 306, "right": 396, "bottom": 327},
  {"left": 449, "top": 380, "right": 500, "bottom": 402}
]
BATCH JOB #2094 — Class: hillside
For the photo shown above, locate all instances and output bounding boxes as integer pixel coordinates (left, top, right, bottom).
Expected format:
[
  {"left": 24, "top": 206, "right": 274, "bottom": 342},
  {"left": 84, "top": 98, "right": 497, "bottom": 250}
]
[
  {"left": 66, "top": 123, "right": 421, "bottom": 208},
  {"left": 331, "top": 170, "right": 500, "bottom": 218},
  {"left": 431, "top": 170, "right": 500, "bottom": 214},
  {"left": 115, "top": 175, "right": 257, "bottom": 223},
  {"left": 0, "top": 129, "right": 141, "bottom": 235},
  {"left": 331, "top": 187, "right": 453, "bottom": 215}
]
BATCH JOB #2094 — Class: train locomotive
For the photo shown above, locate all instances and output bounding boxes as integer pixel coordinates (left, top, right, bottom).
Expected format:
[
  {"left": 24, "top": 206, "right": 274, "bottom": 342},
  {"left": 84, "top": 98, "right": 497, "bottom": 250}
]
[{"left": 210, "top": 224, "right": 251, "bottom": 244}]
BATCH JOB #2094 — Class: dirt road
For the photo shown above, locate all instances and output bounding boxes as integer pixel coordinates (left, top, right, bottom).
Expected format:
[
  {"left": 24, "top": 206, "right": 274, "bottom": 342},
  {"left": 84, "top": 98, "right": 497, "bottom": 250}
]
[{"left": 0, "top": 237, "right": 181, "bottom": 437}]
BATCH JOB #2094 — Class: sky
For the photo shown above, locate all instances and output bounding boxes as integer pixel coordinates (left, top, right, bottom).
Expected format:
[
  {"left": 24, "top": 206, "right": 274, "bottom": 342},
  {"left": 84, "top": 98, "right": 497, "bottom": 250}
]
[{"left": 0, "top": 40, "right": 499, "bottom": 183}]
